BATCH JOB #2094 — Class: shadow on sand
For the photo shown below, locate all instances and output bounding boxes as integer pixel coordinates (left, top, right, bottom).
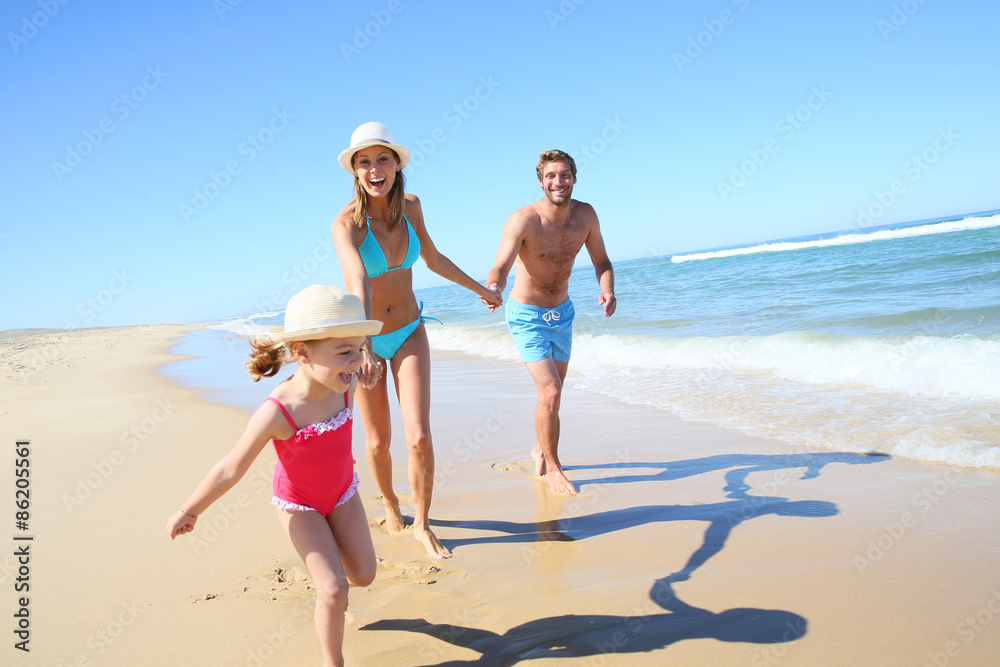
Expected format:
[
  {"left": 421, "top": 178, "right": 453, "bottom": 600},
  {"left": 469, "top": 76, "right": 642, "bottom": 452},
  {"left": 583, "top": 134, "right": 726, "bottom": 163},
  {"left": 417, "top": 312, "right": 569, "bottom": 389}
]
[{"left": 362, "top": 451, "right": 889, "bottom": 665}]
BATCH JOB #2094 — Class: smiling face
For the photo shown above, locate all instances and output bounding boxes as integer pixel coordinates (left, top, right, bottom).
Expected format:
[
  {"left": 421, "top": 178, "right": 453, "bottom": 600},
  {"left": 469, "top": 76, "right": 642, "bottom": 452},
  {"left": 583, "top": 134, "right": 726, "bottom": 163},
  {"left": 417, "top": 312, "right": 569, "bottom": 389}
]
[
  {"left": 291, "top": 336, "right": 365, "bottom": 392},
  {"left": 539, "top": 160, "right": 576, "bottom": 206},
  {"left": 352, "top": 146, "right": 400, "bottom": 198}
]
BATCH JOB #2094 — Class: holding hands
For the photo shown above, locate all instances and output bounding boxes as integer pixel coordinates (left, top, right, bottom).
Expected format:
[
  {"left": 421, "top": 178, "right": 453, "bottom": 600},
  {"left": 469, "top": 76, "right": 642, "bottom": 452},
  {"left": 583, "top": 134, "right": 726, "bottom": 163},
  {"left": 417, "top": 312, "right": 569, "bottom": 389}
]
[
  {"left": 359, "top": 345, "right": 384, "bottom": 388},
  {"left": 481, "top": 285, "right": 503, "bottom": 312}
]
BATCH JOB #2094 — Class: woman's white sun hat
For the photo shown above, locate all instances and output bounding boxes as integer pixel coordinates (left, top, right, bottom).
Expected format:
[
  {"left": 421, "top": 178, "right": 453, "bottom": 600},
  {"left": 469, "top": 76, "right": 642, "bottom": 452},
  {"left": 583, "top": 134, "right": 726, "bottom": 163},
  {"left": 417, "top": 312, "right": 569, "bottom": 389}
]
[
  {"left": 268, "top": 285, "right": 383, "bottom": 342},
  {"left": 337, "top": 121, "right": 410, "bottom": 174}
]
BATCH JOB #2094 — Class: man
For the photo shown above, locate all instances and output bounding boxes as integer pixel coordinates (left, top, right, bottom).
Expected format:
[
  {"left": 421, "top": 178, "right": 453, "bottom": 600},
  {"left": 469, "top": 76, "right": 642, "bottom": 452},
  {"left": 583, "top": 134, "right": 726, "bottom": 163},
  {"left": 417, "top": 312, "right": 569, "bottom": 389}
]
[{"left": 487, "top": 149, "right": 616, "bottom": 494}]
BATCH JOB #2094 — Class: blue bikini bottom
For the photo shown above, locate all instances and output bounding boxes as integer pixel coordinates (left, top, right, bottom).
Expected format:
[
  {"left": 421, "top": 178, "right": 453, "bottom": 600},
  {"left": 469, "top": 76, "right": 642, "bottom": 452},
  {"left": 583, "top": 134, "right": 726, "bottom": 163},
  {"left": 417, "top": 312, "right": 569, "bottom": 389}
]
[{"left": 371, "top": 302, "right": 441, "bottom": 360}]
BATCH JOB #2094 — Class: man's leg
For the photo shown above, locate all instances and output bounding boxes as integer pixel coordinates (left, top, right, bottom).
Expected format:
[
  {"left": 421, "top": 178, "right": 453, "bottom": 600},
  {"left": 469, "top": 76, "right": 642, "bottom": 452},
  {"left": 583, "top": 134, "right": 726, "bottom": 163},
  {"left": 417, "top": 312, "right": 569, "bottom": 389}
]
[{"left": 526, "top": 356, "right": 574, "bottom": 494}]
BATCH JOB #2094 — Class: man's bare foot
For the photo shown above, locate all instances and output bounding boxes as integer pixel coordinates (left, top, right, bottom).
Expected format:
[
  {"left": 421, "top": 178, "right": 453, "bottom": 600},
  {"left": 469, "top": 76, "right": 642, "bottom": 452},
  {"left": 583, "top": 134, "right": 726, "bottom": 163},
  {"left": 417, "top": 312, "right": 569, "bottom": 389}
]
[
  {"left": 414, "top": 526, "right": 451, "bottom": 559},
  {"left": 382, "top": 501, "right": 406, "bottom": 533},
  {"left": 546, "top": 469, "right": 578, "bottom": 495},
  {"left": 531, "top": 446, "right": 546, "bottom": 476}
]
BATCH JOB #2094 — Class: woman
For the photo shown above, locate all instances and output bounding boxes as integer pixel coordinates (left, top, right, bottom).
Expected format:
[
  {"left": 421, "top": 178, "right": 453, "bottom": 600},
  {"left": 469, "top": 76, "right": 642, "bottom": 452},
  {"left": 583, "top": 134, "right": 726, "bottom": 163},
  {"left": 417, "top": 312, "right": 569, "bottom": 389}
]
[{"left": 331, "top": 122, "right": 502, "bottom": 559}]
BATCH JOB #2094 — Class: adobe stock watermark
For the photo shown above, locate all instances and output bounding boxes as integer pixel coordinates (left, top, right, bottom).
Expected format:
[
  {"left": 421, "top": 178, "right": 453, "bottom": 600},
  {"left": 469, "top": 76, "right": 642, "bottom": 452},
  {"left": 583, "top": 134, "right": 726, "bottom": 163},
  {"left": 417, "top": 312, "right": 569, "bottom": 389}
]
[
  {"left": 672, "top": 0, "right": 752, "bottom": 73},
  {"left": 85, "top": 601, "right": 145, "bottom": 658},
  {"left": 65, "top": 267, "right": 135, "bottom": 327},
  {"left": 52, "top": 66, "right": 169, "bottom": 182},
  {"left": 717, "top": 85, "right": 833, "bottom": 202},
  {"left": 187, "top": 464, "right": 276, "bottom": 557},
  {"left": 8, "top": 332, "right": 71, "bottom": 381},
  {"left": 405, "top": 75, "right": 501, "bottom": 174},
  {"left": 853, "top": 467, "right": 962, "bottom": 575},
  {"left": 0, "top": 552, "right": 14, "bottom": 587},
  {"left": 15, "top": 268, "right": 135, "bottom": 378},
  {"left": 575, "top": 117, "right": 627, "bottom": 174},
  {"left": 878, "top": 0, "right": 931, "bottom": 40},
  {"left": 178, "top": 107, "right": 295, "bottom": 223},
  {"left": 545, "top": 0, "right": 586, "bottom": 31},
  {"left": 247, "top": 234, "right": 340, "bottom": 318},
  {"left": 689, "top": 295, "right": 795, "bottom": 390},
  {"left": 852, "top": 126, "right": 958, "bottom": 230},
  {"left": 750, "top": 619, "right": 807, "bottom": 667},
  {"left": 7, "top": 0, "right": 73, "bottom": 53},
  {"left": 510, "top": 117, "right": 627, "bottom": 212},
  {"left": 223, "top": 234, "right": 342, "bottom": 361},
  {"left": 520, "top": 449, "right": 638, "bottom": 566},
  {"left": 435, "top": 407, "right": 511, "bottom": 487},
  {"left": 884, "top": 307, "right": 950, "bottom": 368},
  {"left": 723, "top": 469, "right": 797, "bottom": 527},
  {"left": 62, "top": 396, "right": 178, "bottom": 513},
  {"left": 583, "top": 580, "right": 680, "bottom": 666},
  {"left": 340, "top": 0, "right": 408, "bottom": 62},
  {"left": 187, "top": 493, "right": 253, "bottom": 556},
  {"left": 234, "top": 606, "right": 311, "bottom": 667},
  {"left": 881, "top": 260, "right": 998, "bottom": 368},
  {"left": 213, "top": 0, "right": 247, "bottom": 22},
  {"left": 924, "top": 587, "right": 1000, "bottom": 667},
  {"left": 16, "top": 266, "right": 140, "bottom": 378},
  {"left": 56, "top": 600, "right": 145, "bottom": 665},
  {"left": 415, "top": 604, "right": 483, "bottom": 665}
]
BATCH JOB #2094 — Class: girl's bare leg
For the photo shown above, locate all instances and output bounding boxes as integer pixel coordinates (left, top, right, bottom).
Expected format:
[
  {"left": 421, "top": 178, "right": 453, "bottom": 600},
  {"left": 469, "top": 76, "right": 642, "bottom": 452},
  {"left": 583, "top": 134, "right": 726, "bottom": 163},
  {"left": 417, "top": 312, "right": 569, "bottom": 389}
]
[{"left": 277, "top": 509, "right": 355, "bottom": 667}]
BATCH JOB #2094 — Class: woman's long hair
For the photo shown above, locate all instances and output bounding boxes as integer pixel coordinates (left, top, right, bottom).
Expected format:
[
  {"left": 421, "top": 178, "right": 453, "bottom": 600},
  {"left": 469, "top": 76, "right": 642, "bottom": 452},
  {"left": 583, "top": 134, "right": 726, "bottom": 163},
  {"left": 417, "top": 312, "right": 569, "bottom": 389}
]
[{"left": 350, "top": 151, "right": 406, "bottom": 231}]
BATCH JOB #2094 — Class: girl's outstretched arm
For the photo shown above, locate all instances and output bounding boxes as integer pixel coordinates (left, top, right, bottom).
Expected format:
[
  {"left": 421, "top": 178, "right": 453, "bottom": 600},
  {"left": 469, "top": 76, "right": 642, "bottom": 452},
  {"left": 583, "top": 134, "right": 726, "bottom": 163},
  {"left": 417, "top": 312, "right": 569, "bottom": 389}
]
[{"left": 166, "top": 401, "right": 285, "bottom": 539}]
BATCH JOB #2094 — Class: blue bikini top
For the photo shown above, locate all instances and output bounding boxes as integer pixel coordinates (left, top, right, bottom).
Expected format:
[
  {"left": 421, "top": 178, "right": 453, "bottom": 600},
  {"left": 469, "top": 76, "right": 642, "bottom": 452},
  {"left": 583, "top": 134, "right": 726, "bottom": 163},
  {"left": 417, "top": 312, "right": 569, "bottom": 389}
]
[{"left": 358, "top": 214, "right": 420, "bottom": 278}]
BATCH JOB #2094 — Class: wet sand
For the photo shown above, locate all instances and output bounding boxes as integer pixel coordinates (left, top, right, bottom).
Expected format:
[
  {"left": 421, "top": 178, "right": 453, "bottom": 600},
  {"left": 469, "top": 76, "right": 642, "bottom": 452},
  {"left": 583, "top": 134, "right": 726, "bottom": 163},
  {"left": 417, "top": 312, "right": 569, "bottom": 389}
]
[{"left": 2, "top": 325, "right": 999, "bottom": 665}]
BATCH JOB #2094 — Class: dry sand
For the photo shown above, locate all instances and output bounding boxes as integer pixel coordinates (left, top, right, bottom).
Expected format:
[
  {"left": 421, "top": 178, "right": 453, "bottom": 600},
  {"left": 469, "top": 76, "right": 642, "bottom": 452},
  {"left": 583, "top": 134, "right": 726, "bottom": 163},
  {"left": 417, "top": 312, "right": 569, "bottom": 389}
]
[{"left": 2, "top": 325, "right": 999, "bottom": 666}]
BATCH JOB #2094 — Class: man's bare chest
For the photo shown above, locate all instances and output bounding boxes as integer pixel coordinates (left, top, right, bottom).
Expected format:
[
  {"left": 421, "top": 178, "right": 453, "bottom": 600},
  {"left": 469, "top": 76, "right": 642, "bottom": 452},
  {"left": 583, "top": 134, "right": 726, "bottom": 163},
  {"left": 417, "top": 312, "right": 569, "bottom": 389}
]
[{"left": 527, "top": 220, "right": 587, "bottom": 259}]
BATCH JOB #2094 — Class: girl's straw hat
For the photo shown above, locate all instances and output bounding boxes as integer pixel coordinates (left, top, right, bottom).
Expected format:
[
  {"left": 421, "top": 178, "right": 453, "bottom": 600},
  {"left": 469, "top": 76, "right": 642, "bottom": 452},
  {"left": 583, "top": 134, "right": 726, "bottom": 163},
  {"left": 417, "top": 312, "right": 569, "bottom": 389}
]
[
  {"left": 268, "top": 286, "right": 382, "bottom": 342},
  {"left": 337, "top": 121, "right": 410, "bottom": 174}
]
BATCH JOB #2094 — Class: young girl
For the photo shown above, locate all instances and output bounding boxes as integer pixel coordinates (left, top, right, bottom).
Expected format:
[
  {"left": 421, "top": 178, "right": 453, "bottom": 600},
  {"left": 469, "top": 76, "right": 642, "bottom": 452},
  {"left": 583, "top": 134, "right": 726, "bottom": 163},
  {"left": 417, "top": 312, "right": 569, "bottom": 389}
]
[{"left": 166, "top": 285, "right": 383, "bottom": 667}]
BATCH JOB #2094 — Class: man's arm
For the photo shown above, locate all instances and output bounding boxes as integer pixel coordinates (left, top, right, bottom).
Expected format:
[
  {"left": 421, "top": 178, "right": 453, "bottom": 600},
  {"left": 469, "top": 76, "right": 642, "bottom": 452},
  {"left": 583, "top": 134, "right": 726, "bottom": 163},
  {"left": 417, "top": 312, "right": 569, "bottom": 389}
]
[
  {"left": 583, "top": 205, "right": 616, "bottom": 317},
  {"left": 486, "top": 211, "right": 527, "bottom": 300}
]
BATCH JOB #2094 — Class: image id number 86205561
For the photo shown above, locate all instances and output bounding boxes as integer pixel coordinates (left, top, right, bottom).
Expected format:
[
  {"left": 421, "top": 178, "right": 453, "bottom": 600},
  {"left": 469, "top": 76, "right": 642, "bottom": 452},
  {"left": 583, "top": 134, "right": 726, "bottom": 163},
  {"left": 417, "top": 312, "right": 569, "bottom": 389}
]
[{"left": 13, "top": 439, "right": 32, "bottom": 652}]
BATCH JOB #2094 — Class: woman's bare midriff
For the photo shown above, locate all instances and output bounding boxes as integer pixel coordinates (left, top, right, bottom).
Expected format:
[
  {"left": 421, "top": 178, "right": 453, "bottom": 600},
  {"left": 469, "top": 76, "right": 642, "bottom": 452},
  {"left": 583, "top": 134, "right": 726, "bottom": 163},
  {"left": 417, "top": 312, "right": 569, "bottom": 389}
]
[{"left": 369, "top": 270, "right": 420, "bottom": 333}]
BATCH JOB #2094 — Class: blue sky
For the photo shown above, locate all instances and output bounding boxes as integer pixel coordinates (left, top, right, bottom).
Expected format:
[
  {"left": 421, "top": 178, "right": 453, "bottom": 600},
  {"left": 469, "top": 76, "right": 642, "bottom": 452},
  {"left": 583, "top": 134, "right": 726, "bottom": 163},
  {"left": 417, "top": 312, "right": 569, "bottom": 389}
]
[{"left": 2, "top": 0, "right": 998, "bottom": 329}]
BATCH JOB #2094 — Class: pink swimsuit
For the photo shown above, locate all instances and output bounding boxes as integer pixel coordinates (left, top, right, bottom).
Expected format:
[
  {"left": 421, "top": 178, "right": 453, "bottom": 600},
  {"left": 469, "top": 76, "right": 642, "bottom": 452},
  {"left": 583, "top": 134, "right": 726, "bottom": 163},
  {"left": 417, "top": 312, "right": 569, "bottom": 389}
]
[{"left": 266, "top": 393, "right": 359, "bottom": 517}]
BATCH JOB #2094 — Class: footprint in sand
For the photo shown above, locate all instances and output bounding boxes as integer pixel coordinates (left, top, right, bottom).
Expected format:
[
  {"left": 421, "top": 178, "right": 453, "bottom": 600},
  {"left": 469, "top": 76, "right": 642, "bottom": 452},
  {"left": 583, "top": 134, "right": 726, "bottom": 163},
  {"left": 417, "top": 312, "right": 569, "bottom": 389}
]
[
  {"left": 376, "top": 558, "right": 446, "bottom": 585},
  {"left": 376, "top": 493, "right": 412, "bottom": 503},
  {"left": 238, "top": 564, "right": 315, "bottom": 602},
  {"left": 371, "top": 516, "right": 413, "bottom": 534},
  {"left": 491, "top": 461, "right": 521, "bottom": 472}
]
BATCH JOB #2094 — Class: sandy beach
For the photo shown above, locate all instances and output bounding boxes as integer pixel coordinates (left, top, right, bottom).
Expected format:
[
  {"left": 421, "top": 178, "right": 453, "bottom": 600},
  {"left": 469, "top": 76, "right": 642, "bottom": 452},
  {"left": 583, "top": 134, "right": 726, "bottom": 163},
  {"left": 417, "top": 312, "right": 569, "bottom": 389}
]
[{"left": 2, "top": 324, "right": 1000, "bottom": 666}]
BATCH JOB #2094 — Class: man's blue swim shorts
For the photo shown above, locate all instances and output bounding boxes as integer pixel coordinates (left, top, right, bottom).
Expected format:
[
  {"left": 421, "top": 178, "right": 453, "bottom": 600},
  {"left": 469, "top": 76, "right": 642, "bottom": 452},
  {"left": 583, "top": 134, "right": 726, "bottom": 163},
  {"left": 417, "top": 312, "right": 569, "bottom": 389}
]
[{"left": 504, "top": 298, "right": 575, "bottom": 363}]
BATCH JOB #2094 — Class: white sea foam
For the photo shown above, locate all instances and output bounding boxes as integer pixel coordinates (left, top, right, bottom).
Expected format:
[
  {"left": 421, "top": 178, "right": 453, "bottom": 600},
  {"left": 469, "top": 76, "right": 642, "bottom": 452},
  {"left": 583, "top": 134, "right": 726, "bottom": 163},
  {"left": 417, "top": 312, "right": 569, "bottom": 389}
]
[
  {"left": 555, "top": 330, "right": 1000, "bottom": 402},
  {"left": 208, "top": 312, "right": 280, "bottom": 337},
  {"left": 429, "top": 325, "right": 1000, "bottom": 469},
  {"left": 671, "top": 213, "right": 1000, "bottom": 263},
  {"left": 894, "top": 427, "right": 1000, "bottom": 469},
  {"left": 426, "top": 325, "right": 520, "bottom": 363},
  {"left": 430, "top": 326, "right": 1000, "bottom": 402}
]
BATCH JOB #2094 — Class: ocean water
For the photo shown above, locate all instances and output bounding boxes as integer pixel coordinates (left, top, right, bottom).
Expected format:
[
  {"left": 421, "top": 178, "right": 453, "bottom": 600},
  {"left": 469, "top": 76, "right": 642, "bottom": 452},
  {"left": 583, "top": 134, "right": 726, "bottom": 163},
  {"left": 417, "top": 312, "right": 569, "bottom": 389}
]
[{"left": 171, "top": 210, "right": 1000, "bottom": 470}]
